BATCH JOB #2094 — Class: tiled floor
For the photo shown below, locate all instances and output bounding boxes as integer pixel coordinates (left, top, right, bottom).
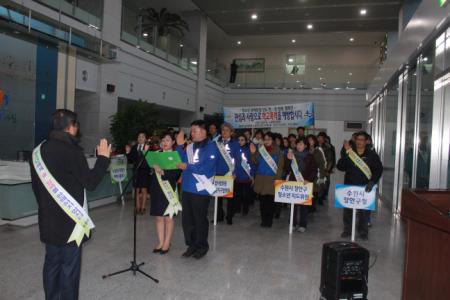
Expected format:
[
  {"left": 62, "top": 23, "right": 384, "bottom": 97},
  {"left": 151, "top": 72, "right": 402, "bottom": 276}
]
[{"left": 0, "top": 175, "right": 405, "bottom": 300}]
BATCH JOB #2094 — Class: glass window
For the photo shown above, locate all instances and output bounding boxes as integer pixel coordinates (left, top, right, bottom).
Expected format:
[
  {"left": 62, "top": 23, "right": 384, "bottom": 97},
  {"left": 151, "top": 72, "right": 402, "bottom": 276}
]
[
  {"left": 35, "top": 0, "right": 103, "bottom": 29},
  {"left": 403, "top": 67, "right": 417, "bottom": 189},
  {"left": 416, "top": 47, "right": 435, "bottom": 189},
  {"left": 381, "top": 81, "right": 399, "bottom": 206}
]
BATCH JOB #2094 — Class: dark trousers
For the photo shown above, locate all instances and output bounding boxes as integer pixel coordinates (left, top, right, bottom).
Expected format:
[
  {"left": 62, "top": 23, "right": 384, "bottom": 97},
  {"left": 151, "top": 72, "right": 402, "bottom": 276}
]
[
  {"left": 234, "top": 181, "right": 251, "bottom": 215},
  {"left": 293, "top": 204, "right": 309, "bottom": 228},
  {"left": 343, "top": 208, "right": 370, "bottom": 235},
  {"left": 217, "top": 197, "right": 234, "bottom": 222},
  {"left": 43, "top": 244, "right": 82, "bottom": 300},
  {"left": 182, "top": 191, "right": 211, "bottom": 250},
  {"left": 259, "top": 194, "right": 275, "bottom": 226}
]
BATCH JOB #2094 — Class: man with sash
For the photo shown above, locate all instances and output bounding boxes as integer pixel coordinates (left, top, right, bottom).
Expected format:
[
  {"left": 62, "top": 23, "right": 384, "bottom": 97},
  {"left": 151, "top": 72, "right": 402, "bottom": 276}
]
[
  {"left": 215, "top": 123, "right": 240, "bottom": 224},
  {"left": 176, "top": 120, "right": 218, "bottom": 259},
  {"left": 30, "top": 109, "right": 111, "bottom": 300},
  {"left": 337, "top": 131, "right": 383, "bottom": 240},
  {"left": 208, "top": 123, "right": 221, "bottom": 142}
]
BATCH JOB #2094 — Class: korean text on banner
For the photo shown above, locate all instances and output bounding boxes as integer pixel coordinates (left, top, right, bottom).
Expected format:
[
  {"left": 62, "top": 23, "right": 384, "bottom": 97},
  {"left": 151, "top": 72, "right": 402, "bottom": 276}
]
[
  {"left": 110, "top": 156, "right": 127, "bottom": 183},
  {"left": 334, "top": 184, "right": 377, "bottom": 211},
  {"left": 213, "top": 175, "right": 234, "bottom": 198},
  {"left": 223, "top": 102, "right": 314, "bottom": 129},
  {"left": 274, "top": 180, "right": 313, "bottom": 205}
]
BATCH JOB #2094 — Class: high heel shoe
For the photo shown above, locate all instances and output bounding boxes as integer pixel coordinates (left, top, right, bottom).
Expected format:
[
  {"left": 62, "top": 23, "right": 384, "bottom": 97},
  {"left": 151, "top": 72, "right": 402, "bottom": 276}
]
[
  {"left": 153, "top": 248, "right": 162, "bottom": 253},
  {"left": 160, "top": 248, "right": 170, "bottom": 255}
]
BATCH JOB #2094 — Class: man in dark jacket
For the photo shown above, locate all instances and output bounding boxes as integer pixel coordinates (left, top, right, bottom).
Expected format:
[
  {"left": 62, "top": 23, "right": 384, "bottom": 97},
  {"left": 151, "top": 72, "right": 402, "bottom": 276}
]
[
  {"left": 337, "top": 131, "right": 383, "bottom": 240},
  {"left": 30, "top": 109, "right": 111, "bottom": 300}
]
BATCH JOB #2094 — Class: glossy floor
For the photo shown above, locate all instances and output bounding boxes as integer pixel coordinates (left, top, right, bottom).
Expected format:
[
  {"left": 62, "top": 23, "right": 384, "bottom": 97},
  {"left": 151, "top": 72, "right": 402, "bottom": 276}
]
[{"left": 0, "top": 178, "right": 405, "bottom": 300}]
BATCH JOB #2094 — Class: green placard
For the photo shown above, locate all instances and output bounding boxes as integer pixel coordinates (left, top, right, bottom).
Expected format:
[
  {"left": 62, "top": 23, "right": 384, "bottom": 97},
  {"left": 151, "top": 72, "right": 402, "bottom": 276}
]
[{"left": 145, "top": 151, "right": 182, "bottom": 170}]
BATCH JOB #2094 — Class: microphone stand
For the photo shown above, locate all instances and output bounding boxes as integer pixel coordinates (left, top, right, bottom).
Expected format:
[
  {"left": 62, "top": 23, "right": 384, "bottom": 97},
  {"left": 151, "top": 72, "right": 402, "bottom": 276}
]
[{"left": 102, "top": 147, "right": 159, "bottom": 283}]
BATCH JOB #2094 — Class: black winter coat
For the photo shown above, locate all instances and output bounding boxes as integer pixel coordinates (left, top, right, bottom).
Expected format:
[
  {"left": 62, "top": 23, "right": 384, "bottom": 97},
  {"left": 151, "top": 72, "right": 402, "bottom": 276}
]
[
  {"left": 337, "top": 147, "right": 383, "bottom": 186},
  {"left": 30, "top": 131, "right": 110, "bottom": 246}
]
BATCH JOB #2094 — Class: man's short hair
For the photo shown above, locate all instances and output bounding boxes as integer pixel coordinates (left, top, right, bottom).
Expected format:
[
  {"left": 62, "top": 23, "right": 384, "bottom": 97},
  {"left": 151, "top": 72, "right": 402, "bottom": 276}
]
[
  {"left": 51, "top": 109, "right": 78, "bottom": 131},
  {"left": 220, "top": 122, "right": 234, "bottom": 132},
  {"left": 355, "top": 131, "right": 369, "bottom": 140},
  {"left": 296, "top": 126, "right": 305, "bottom": 131},
  {"left": 191, "top": 120, "right": 207, "bottom": 130}
]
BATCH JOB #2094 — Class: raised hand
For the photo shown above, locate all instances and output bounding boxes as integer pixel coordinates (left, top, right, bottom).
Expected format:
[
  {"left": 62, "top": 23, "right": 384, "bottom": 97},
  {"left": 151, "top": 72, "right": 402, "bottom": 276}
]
[
  {"left": 176, "top": 130, "right": 185, "bottom": 146},
  {"left": 343, "top": 140, "right": 351, "bottom": 151},
  {"left": 97, "top": 139, "right": 111, "bottom": 158},
  {"left": 249, "top": 143, "right": 257, "bottom": 154}
]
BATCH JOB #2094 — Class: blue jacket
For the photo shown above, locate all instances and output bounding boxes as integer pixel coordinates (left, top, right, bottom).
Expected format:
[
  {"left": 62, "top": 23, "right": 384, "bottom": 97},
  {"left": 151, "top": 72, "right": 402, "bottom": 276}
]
[
  {"left": 176, "top": 140, "right": 218, "bottom": 196},
  {"left": 252, "top": 146, "right": 281, "bottom": 176},
  {"left": 214, "top": 137, "right": 240, "bottom": 176},
  {"left": 235, "top": 144, "right": 255, "bottom": 182}
]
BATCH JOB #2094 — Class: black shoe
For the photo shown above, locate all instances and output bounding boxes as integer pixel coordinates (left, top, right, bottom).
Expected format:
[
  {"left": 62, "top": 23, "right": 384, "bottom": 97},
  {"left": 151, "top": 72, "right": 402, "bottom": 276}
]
[
  {"left": 153, "top": 248, "right": 162, "bottom": 254},
  {"left": 274, "top": 213, "right": 280, "bottom": 219},
  {"left": 160, "top": 248, "right": 170, "bottom": 255},
  {"left": 341, "top": 231, "right": 351, "bottom": 238},
  {"left": 182, "top": 247, "right": 197, "bottom": 258},
  {"left": 359, "top": 233, "right": 369, "bottom": 241},
  {"left": 226, "top": 217, "right": 233, "bottom": 225},
  {"left": 193, "top": 249, "right": 208, "bottom": 259}
]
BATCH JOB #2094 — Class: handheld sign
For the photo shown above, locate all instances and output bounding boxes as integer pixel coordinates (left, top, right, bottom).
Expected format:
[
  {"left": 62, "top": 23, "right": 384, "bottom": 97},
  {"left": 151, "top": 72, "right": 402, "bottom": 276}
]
[
  {"left": 110, "top": 156, "right": 128, "bottom": 184},
  {"left": 212, "top": 175, "right": 234, "bottom": 226},
  {"left": 334, "top": 184, "right": 376, "bottom": 211},
  {"left": 110, "top": 156, "right": 128, "bottom": 205},
  {"left": 335, "top": 184, "right": 377, "bottom": 242},
  {"left": 274, "top": 180, "right": 313, "bottom": 234},
  {"left": 213, "top": 175, "right": 234, "bottom": 198},
  {"left": 274, "top": 180, "right": 313, "bottom": 205}
]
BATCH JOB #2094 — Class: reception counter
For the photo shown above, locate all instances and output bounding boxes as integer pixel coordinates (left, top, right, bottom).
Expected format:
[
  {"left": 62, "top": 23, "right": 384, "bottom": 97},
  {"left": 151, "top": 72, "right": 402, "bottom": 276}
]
[{"left": 0, "top": 158, "right": 129, "bottom": 224}]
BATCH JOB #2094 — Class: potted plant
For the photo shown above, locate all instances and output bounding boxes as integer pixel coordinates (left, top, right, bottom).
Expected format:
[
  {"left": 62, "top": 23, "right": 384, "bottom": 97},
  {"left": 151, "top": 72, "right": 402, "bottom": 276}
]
[
  {"left": 110, "top": 100, "right": 159, "bottom": 152},
  {"left": 137, "top": 7, "right": 189, "bottom": 50}
]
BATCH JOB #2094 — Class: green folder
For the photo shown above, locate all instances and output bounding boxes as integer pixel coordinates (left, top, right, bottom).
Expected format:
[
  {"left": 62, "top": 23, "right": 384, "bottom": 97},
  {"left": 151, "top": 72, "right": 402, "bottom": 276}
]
[{"left": 145, "top": 151, "right": 182, "bottom": 170}]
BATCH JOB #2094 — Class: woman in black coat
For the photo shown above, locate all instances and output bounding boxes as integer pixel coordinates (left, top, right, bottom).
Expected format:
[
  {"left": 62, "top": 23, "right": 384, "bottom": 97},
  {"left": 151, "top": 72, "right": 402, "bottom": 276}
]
[
  {"left": 126, "top": 132, "right": 152, "bottom": 214},
  {"left": 149, "top": 132, "right": 181, "bottom": 254}
]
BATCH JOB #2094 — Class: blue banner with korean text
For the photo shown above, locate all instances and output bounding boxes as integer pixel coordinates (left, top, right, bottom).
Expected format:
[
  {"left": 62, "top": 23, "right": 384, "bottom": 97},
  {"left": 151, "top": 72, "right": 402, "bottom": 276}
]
[
  {"left": 334, "top": 184, "right": 377, "bottom": 211},
  {"left": 223, "top": 103, "right": 315, "bottom": 129}
]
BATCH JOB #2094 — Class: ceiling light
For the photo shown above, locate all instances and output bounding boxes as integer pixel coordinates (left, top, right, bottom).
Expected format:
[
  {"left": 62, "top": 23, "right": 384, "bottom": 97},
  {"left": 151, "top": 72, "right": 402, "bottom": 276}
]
[
  {"left": 423, "top": 57, "right": 428, "bottom": 62},
  {"left": 317, "top": 67, "right": 322, "bottom": 71},
  {"left": 179, "top": 43, "right": 184, "bottom": 47},
  {"left": 296, "top": 80, "right": 300, "bottom": 83},
  {"left": 237, "top": 40, "right": 242, "bottom": 45},
  {"left": 349, "top": 72, "right": 353, "bottom": 76},
  {"left": 251, "top": 13, "right": 258, "bottom": 20},
  {"left": 142, "top": 32, "right": 148, "bottom": 37},
  {"left": 291, "top": 39, "right": 296, "bottom": 43},
  {"left": 288, "top": 58, "right": 294, "bottom": 63},
  {"left": 349, "top": 37, "right": 355, "bottom": 42},
  {"left": 307, "top": 24, "right": 313, "bottom": 30},
  {"left": 191, "top": 60, "right": 197, "bottom": 65},
  {"left": 360, "top": 9, "right": 367, "bottom": 15}
]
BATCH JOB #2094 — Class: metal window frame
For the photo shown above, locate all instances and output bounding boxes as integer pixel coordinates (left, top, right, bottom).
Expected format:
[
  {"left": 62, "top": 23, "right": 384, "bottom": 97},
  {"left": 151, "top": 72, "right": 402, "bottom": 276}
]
[
  {"left": 411, "top": 57, "right": 423, "bottom": 188},
  {"left": 392, "top": 71, "right": 408, "bottom": 214}
]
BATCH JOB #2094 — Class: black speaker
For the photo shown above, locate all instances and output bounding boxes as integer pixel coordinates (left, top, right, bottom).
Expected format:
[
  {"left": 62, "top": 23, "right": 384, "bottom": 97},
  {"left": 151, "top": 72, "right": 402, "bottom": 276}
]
[
  {"left": 106, "top": 83, "right": 115, "bottom": 93},
  {"left": 320, "top": 242, "right": 369, "bottom": 300}
]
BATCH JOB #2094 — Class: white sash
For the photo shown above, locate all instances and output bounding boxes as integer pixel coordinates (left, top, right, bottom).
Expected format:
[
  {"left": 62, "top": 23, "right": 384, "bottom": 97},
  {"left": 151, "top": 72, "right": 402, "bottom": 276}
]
[
  {"left": 291, "top": 155, "right": 305, "bottom": 182},
  {"left": 317, "top": 146, "right": 327, "bottom": 169},
  {"left": 241, "top": 152, "right": 252, "bottom": 179},
  {"left": 155, "top": 173, "right": 182, "bottom": 218},
  {"left": 193, "top": 173, "right": 217, "bottom": 195},
  {"left": 216, "top": 140, "right": 234, "bottom": 175},
  {"left": 32, "top": 143, "right": 94, "bottom": 247},
  {"left": 259, "top": 146, "right": 278, "bottom": 175}
]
